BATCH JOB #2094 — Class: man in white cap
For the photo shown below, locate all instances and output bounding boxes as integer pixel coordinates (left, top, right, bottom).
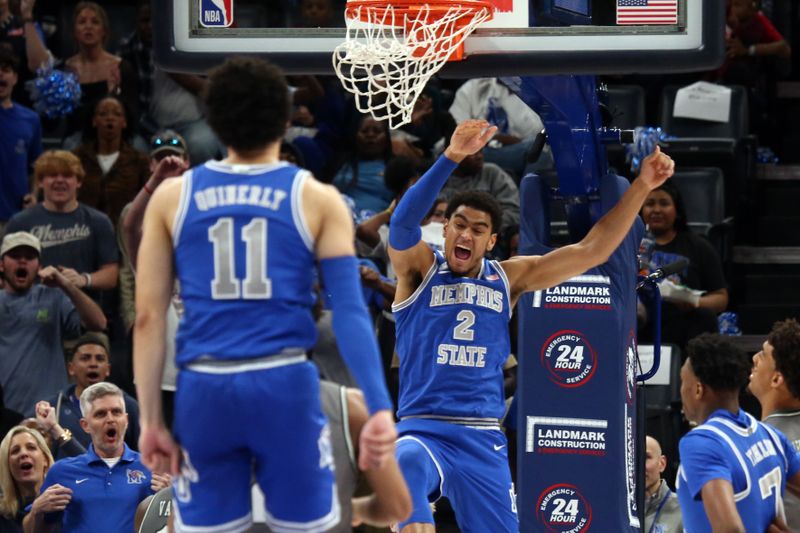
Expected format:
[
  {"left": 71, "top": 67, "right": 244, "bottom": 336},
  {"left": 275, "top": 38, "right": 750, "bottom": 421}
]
[{"left": 0, "top": 231, "right": 106, "bottom": 416}]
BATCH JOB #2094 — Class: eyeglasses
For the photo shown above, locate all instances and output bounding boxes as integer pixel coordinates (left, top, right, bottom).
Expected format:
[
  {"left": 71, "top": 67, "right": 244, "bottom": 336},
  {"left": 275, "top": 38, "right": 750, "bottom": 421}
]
[{"left": 151, "top": 136, "right": 183, "bottom": 150}]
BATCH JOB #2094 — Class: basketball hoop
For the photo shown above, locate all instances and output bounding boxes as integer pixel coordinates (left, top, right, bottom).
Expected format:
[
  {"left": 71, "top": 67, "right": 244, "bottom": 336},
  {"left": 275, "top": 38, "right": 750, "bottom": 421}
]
[{"left": 333, "top": 0, "right": 494, "bottom": 129}]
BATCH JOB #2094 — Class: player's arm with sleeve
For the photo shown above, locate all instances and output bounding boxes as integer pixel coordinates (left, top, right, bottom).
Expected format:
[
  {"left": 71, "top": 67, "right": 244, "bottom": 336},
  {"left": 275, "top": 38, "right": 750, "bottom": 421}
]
[
  {"left": 679, "top": 432, "right": 745, "bottom": 533},
  {"left": 388, "top": 120, "right": 497, "bottom": 301},
  {"left": 132, "top": 178, "right": 183, "bottom": 475},
  {"left": 305, "top": 176, "right": 394, "bottom": 470},
  {"left": 501, "top": 146, "right": 674, "bottom": 299}
]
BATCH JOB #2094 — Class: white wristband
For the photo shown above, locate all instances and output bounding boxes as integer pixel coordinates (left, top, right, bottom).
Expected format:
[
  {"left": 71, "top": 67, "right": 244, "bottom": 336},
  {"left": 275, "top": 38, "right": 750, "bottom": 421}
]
[
  {"left": 83, "top": 272, "right": 92, "bottom": 288},
  {"left": 748, "top": 45, "right": 756, "bottom": 56}
]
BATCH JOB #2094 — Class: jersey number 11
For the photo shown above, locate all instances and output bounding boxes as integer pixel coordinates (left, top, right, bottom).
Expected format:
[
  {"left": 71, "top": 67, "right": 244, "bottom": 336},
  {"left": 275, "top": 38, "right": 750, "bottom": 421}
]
[{"left": 208, "top": 217, "right": 272, "bottom": 299}]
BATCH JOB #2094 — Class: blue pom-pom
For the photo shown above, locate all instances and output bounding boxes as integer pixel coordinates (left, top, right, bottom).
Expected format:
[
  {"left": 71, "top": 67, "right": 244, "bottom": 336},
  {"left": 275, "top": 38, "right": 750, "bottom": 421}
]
[
  {"left": 625, "top": 126, "right": 669, "bottom": 174},
  {"left": 29, "top": 66, "right": 82, "bottom": 119}
]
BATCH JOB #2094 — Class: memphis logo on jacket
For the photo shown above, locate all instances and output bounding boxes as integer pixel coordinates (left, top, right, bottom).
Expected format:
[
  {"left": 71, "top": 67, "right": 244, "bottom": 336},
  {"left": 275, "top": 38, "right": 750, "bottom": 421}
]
[
  {"left": 127, "top": 469, "right": 147, "bottom": 484},
  {"left": 200, "top": 0, "right": 233, "bottom": 28}
]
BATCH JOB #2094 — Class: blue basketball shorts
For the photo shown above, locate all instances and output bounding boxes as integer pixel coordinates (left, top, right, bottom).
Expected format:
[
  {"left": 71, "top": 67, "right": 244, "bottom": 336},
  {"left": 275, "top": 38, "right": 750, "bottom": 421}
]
[
  {"left": 171, "top": 360, "right": 339, "bottom": 533},
  {"left": 395, "top": 418, "right": 518, "bottom": 532}
]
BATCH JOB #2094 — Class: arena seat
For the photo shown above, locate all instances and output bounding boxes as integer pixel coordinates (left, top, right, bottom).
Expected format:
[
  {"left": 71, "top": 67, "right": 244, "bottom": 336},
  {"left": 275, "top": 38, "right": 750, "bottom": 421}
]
[
  {"left": 659, "top": 84, "right": 749, "bottom": 139},
  {"left": 670, "top": 167, "right": 734, "bottom": 265},
  {"left": 658, "top": 84, "right": 756, "bottom": 225}
]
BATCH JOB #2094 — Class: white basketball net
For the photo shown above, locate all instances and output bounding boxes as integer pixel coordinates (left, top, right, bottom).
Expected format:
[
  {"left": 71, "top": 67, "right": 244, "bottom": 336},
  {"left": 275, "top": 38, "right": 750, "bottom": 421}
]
[{"left": 333, "top": 2, "right": 492, "bottom": 129}]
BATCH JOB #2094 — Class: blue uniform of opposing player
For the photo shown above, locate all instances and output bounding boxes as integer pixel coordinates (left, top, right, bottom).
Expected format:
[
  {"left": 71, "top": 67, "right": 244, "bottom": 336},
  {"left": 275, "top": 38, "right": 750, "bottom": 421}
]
[
  {"left": 133, "top": 57, "right": 409, "bottom": 533},
  {"left": 387, "top": 120, "right": 675, "bottom": 532},
  {"left": 677, "top": 333, "right": 800, "bottom": 533}
]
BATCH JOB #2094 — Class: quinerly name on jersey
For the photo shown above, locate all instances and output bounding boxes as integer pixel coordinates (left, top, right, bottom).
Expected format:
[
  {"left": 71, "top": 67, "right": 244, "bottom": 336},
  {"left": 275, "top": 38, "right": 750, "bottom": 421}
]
[
  {"left": 193, "top": 185, "right": 288, "bottom": 212},
  {"left": 429, "top": 282, "right": 503, "bottom": 313}
]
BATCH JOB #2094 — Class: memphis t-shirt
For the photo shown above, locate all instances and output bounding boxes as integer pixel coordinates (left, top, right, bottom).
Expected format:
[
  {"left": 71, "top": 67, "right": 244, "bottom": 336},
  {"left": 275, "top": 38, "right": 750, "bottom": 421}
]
[{"left": 5, "top": 203, "right": 119, "bottom": 273}]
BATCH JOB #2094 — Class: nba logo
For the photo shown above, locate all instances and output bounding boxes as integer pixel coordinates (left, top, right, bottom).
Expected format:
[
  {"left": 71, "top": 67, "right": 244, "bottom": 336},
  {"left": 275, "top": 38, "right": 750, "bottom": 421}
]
[{"left": 199, "top": 0, "right": 233, "bottom": 28}]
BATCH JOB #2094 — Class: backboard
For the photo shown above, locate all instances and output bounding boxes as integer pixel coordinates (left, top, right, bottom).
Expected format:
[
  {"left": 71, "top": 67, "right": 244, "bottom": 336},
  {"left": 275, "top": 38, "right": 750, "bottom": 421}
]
[{"left": 154, "top": 0, "right": 724, "bottom": 76}]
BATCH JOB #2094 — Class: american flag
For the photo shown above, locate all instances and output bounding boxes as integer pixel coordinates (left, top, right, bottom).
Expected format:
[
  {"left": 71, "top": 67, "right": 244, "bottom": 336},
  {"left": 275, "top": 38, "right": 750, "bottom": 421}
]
[{"left": 616, "top": 0, "right": 678, "bottom": 25}]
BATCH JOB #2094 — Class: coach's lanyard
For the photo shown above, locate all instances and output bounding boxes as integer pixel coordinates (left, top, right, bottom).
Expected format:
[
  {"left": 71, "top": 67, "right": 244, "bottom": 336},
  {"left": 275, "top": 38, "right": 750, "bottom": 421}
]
[{"left": 648, "top": 490, "right": 671, "bottom": 533}]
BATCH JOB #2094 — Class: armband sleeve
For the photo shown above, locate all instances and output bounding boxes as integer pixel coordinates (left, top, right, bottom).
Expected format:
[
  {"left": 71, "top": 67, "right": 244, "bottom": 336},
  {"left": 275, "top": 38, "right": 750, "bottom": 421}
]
[{"left": 389, "top": 154, "right": 458, "bottom": 250}]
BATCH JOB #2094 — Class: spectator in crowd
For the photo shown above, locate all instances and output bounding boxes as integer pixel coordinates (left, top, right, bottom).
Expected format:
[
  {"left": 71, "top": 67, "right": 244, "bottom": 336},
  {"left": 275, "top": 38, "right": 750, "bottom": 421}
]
[
  {"left": 294, "top": 0, "right": 337, "bottom": 28},
  {"left": 449, "top": 77, "right": 547, "bottom": 178},
  {"left": 35, "top": 332, "right": 140, "bottom": 460},
  {"left": 720, "top": 0, "right": 791, "bottom": 86},
  {"left": 24, "top": 382, "right": 168, "bottom": 533},
  {"left": 440, "top": 145, "right": 521, "bottom": 236},
  {"left": 638, "top": 181, "right": 728, "bottom": 352},
  {"left": 0, "top": 46, "right": 40, "bottom": 232},
  {"left": 332, "top": 114, "right": 395, "bottom": 215},
  {"left": 119, "top": 133, "right": 188, "bottom": 424},
  {"left": 0, "top": 426, "right": 54, "bottom": 532},
  {"left": 63, "top": 2, "right": 138, "bottom": 146},
  {"left": 5, "top": 150, "right": 120, "bottom": 294},
  {"left": 748, "top": 318, "right": 800, "bottom": 528},
  {"left": 677, "top": 334, "right": 800, "bottom": 532},
  {"left": 118, "top": 1, "right": 222, "bottom": 165},
  {"left": 0, "top": 0, "right": 52, "bottom": 107},
  {"left": 0, "top": 231, "right": 106, "bottom": 416},
  {"left": 72, "top": 94, "right": 149, "bottom": 228},
  {"left": 644, "top": 435, "right": 682, "bottom": 533}
]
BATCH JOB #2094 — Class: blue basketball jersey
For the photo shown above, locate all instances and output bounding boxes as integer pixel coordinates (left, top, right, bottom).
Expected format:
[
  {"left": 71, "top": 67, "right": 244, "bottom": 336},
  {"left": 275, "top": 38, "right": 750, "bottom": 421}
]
[
  {"left": 172, "top": 161, "right": 317, "bottom": 365},
  {"left": 393, "top": 251, "right": 511, "bottom": 422},
  {"left": 677, "top": 409, "right": 800, "bottom": 532}
]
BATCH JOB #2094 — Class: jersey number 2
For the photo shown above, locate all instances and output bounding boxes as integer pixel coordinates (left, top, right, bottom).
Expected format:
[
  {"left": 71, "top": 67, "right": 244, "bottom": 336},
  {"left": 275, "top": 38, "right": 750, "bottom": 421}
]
[
  {"left": 453, "top": 310, "right": 476, "bottom": 341},
  {"left": 208, "top": 217, "right": 272, "bottom": 299}
]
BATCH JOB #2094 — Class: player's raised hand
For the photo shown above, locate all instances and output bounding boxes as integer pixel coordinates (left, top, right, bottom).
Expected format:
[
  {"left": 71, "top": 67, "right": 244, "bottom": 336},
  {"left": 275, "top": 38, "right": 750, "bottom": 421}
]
[
  {"left": 638, "top": 145, "right": 675, "bottom": 190},
  {"left": 139, "top": 425, "right": 181, "bottom": 476},
  {"left": 358, "top": 409, "right": 397, "bottom": 471},
  {"left": 444, "top": 119, "right": 498, "bottom": 162}
]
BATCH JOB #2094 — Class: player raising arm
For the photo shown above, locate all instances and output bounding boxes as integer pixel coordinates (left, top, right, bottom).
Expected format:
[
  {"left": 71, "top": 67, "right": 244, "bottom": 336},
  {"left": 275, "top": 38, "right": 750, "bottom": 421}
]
[{"left": 386, "top": 118, "right": 674, "bottom": 532}]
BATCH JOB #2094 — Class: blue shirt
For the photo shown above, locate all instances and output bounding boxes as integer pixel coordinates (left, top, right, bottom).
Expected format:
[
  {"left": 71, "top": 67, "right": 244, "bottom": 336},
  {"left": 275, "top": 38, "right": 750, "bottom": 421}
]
[
  {"left": 173, "top": 161, "right": 317, "bottom": 364},
  {"left": 677, "top": 409, "right": 800, "bottom": 532},
  {"left": 0, "top": 102, "right": 41, "bottom": 220},
  {"left": 392, "top": 251, "right": 511, "bottom": 422},
  {"left": 333, "top": 160, "right": 393, "bottom": 214},
  {"left": 0, "top": 285, "right": 79, "bottom": 415},
  {"left": 39, "top": 444, "right": 153, "bottom": 533}
]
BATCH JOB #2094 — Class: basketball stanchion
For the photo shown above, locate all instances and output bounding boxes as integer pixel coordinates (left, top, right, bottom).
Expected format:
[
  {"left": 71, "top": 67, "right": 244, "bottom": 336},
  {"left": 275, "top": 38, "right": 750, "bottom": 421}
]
[{"left": 333, "top": 0, "right": 494, "bottom": 129}]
